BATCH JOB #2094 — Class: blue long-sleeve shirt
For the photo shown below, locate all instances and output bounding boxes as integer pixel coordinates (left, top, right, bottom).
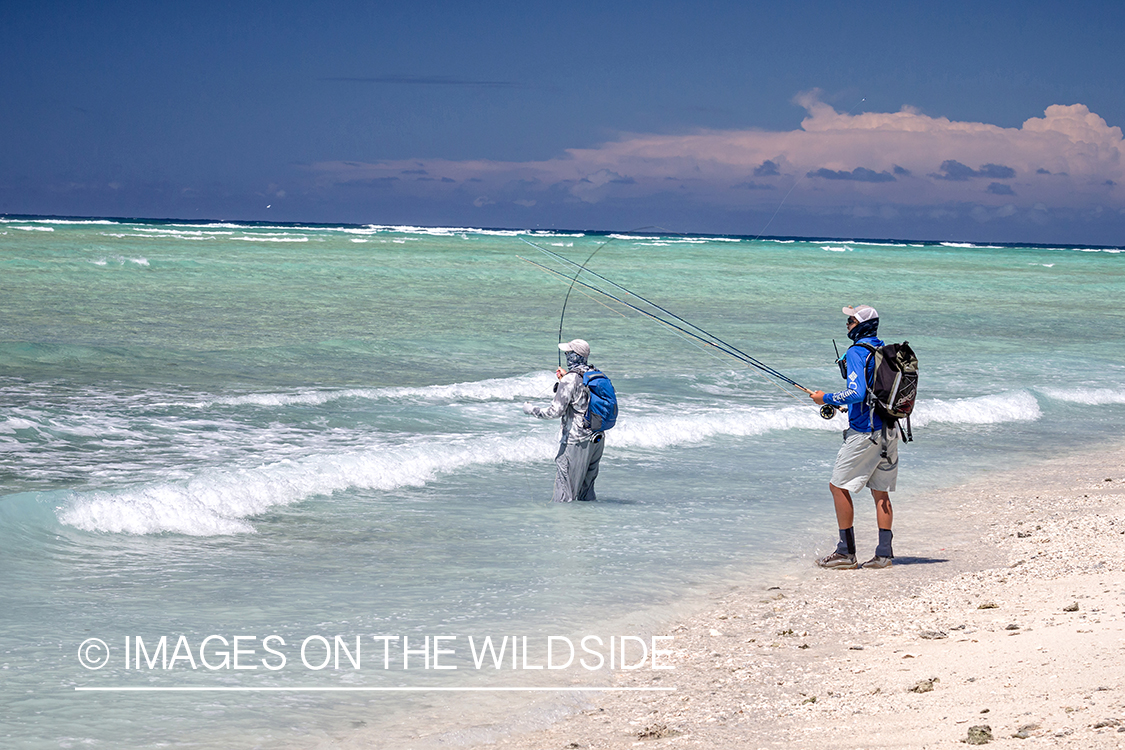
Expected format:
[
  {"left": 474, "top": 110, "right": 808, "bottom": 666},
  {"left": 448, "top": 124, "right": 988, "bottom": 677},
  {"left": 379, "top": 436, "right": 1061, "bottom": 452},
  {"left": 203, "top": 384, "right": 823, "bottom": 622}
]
[{"left": 823, "top": 336, "right": 884, "bottom": 432}]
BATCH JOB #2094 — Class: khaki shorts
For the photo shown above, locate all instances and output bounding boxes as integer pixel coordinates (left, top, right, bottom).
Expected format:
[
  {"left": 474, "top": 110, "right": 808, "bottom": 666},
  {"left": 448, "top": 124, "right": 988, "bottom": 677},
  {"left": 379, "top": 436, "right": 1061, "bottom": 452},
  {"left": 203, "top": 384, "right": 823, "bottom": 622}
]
[{"left": 830, "top": 427, "right": 898, "bottom": 493}]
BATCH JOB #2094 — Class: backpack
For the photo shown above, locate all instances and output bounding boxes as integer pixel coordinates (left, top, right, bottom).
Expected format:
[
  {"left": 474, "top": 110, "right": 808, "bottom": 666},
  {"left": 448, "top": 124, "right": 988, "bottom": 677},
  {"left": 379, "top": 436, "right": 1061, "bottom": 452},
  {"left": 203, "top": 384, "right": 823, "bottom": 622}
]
[
  {"left": 855, "top": 341, "right": 918, "bottom": 443},
  {"left": 581, "top": 369, "right": 618, "bottom": 432}
]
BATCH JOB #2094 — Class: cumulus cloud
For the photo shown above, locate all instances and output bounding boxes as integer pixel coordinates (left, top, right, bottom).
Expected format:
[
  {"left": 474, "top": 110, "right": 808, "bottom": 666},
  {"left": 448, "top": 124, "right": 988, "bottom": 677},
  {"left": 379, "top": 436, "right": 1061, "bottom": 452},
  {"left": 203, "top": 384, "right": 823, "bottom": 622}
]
[
  {"left": 754, "top": 160, "right": 781, "bottom": 176},
  {"left": 312, "top": 92, "right": 1125, "bottom": 218},
  {"left": 932, "top": 160, "right": 1016, "bottom": 181},
  {"left": 807, "top": 167, "right": 896, "bottom": 182}
]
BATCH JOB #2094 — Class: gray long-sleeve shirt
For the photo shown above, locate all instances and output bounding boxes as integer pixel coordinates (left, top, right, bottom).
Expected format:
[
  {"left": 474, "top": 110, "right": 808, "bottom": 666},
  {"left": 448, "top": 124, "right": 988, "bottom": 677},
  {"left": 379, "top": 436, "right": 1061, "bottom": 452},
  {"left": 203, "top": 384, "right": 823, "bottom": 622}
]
[{"left": 531, "top": 367, "right": 595, "bottom": 443}]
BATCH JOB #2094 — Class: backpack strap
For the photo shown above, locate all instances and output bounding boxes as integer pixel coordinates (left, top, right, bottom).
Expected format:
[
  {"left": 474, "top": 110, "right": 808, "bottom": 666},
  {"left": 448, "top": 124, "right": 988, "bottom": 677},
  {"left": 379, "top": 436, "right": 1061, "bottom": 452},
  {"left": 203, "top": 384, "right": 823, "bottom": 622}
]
[
  {"left": 553, "top": 368, "right": 588, "bottom": 394},
  {"left": 851, "top": 342, "right": 879, "bottom": 440}
]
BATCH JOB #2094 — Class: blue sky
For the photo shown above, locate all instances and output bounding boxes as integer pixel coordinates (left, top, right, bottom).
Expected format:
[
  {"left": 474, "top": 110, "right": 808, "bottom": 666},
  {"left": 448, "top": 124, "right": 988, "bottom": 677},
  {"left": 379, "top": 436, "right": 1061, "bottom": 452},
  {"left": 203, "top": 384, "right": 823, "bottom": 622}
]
[{"left": 3, "top": 1, "right": 1124, "bottom": 244}]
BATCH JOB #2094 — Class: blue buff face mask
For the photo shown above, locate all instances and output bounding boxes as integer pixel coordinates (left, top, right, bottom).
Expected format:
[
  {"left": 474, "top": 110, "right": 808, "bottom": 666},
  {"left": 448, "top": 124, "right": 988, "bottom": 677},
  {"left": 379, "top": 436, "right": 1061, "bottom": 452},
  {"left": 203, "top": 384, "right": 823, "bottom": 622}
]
[
  {"left": 847, "top": 318, "right": 879, "bottom": 342},
  {"left": 565, "top": 351, "right": 587, "bottom": 370}
]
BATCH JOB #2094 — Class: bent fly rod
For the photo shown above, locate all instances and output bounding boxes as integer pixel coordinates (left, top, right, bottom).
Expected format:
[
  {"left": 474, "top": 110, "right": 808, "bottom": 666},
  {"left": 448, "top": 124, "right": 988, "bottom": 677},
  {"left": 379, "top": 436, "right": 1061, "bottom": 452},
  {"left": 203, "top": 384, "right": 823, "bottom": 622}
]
[{"left": 518, "top": 236, "right": 844, "bottom": 419}]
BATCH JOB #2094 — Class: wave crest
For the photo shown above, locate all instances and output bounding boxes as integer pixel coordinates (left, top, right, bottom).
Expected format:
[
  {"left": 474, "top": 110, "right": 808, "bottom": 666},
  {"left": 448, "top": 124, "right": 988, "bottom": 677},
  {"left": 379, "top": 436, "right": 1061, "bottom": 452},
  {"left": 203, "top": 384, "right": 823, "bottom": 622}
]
[
  {"left": 910, "top": 391, "right": 1041, "bottom": 426},
  {"left": 52, "top": 388, "right": 1046, "bottom": 537},
  {"left": 1040, "top": 387, "right": 1125, "bottom": 406}
]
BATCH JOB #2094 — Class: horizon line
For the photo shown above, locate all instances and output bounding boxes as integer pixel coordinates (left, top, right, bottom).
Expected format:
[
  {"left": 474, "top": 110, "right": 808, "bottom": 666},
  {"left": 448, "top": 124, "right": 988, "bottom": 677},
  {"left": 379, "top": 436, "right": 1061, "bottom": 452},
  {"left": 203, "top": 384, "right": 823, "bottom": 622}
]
[{"left": 3, "top": 212, "right": 1123, "bottom": 251}]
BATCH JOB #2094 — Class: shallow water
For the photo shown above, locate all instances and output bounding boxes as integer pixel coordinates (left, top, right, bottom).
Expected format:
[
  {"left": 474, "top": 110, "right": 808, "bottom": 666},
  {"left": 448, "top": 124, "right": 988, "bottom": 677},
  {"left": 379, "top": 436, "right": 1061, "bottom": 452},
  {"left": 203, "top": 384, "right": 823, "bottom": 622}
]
[{"left": 1, "top": 218, "right": 1122, "bottom": 748}]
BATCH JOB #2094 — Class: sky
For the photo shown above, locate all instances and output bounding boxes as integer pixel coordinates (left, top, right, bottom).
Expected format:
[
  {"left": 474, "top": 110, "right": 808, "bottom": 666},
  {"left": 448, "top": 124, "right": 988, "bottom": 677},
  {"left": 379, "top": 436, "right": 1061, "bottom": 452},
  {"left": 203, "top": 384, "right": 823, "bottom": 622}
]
[{"left": 3, "top": 0, "right": 1125, "bottom": 245}]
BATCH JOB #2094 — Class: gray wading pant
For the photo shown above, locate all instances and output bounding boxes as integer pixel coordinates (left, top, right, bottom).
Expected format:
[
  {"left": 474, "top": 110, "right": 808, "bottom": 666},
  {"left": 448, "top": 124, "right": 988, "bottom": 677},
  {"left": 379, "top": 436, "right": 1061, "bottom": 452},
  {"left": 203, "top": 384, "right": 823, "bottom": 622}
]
[{"left": 552, "top": 433, "right": 605, "bottom": 503}]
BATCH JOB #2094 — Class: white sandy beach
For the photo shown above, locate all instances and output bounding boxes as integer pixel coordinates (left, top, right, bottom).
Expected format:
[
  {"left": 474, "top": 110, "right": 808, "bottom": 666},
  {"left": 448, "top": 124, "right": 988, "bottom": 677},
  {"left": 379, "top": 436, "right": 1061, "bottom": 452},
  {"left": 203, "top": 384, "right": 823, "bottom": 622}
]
[{"left": 437, "top": 445, "right": 1125, "bottom": 750}]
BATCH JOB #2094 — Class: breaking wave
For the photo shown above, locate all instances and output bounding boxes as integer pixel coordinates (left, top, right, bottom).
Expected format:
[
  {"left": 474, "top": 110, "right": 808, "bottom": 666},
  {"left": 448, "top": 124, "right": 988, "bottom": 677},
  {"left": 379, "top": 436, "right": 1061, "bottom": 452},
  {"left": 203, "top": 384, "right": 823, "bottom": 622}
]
[
  {"left": 909, "top": 390, "right": 1041, "bottom": 426},
  {"left": 52, "top": 387, "right": 1046, "bottom": 536},
  {"left": 187, "top": 373, "right": 559, "bottom": 408},
  {"left": 1039, "top": 387, "right": 1125, "bottom": 406}
]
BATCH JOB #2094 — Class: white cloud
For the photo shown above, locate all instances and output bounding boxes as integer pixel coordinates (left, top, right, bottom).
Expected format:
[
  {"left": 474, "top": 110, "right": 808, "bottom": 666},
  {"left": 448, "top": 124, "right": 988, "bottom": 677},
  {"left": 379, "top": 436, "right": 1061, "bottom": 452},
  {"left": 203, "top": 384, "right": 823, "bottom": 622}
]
[{"left": 312, "top": 92, "right": 1124, "bottom": 214}]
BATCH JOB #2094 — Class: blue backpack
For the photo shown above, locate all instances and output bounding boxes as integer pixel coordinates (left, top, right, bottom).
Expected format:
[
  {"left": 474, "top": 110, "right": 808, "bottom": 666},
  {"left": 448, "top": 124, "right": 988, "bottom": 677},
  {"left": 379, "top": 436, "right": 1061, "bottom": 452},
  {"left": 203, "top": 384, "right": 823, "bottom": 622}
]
[{"left": 581, "top": 369, "right": 618, "bottom": 432}]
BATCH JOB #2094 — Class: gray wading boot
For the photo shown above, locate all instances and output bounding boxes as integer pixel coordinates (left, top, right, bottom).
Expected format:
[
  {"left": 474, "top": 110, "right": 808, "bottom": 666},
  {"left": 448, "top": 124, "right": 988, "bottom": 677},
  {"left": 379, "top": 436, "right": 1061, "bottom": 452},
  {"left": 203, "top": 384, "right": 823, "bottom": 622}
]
[{"left": 816, "top": 552, "right": 858, "bottom": 570}]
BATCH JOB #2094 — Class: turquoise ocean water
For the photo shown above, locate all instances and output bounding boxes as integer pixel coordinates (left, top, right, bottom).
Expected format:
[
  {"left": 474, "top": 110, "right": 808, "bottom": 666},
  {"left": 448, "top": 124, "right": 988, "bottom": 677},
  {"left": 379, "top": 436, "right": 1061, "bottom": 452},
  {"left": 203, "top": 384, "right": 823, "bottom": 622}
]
[{"left": 1, "top": 217, "right": 1123, "bottom": 748}]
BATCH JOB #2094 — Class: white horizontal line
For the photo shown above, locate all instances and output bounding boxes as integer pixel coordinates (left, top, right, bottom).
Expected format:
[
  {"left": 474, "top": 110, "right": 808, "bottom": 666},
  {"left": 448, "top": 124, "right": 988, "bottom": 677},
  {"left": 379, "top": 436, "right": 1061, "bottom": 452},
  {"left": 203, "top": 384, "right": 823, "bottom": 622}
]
[{"left": 75, "top": 686, "right": 676, "bottom": 693}]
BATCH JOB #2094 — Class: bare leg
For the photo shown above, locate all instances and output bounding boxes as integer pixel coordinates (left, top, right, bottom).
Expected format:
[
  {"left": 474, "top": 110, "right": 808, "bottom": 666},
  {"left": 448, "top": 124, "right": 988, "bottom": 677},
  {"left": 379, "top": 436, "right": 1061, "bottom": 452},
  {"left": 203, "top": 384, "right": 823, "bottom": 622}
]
[
  {"left": 871, "top": 490, "right": 893, "bottom": 530},
  {"left": 829, "top": 483, "right": 854, "bottom": 529}
]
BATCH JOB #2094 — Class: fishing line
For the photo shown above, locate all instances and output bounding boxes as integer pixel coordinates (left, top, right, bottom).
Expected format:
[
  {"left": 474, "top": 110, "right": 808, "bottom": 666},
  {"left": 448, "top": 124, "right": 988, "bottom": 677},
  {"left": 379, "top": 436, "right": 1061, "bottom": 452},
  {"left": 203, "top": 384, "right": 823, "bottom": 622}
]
[
  {"left": 524, "top": 233, "right": 807, "bottom": 402},
  {"left": 520, "top": 255, "right": 808, "bottom": 408},
  {"left": 549, "top": 229, "right": 662, "bottom": 367},
  {"left": 520, "top": 238, "right": 812, "bottom": 394},
  {"left": 569, "top": 286, "right": 633, "bottom": 321},
  {"left": 556, "top": 237, "right": 610, "bottom": 367},
  {"left": 518, "top": 254, "right": 812, "bottom": 400},
  {"left": 533, "top": 255, "right": 740, "bottom": 368}
]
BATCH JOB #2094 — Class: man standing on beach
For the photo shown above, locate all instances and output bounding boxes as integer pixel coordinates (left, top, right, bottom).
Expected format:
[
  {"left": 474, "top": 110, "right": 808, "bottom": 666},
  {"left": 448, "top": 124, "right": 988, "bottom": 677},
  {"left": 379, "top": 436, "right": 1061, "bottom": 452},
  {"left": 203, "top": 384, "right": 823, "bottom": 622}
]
[
  {"left": 523, "top": 339, "right": 606, "bottom": 503},
  {"left": 809, "top": 305, "right": 898, "bottom": 569}
]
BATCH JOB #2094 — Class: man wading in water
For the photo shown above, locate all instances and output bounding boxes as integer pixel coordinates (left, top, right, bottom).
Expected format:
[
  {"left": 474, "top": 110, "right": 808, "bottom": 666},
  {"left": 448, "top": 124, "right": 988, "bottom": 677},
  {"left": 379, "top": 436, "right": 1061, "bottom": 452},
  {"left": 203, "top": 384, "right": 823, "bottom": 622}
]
[
  {"left": 810, "top": 305, "right": 898, "bottom": 570},
  {"left": 523, "top": 339, "right": 606, "bottom": 503}
]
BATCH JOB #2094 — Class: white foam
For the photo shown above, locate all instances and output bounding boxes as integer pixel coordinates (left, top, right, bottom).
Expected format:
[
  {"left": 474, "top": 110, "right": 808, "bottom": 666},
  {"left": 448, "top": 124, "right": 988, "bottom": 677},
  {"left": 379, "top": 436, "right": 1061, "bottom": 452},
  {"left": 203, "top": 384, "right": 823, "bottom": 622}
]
[
  {"left": 11, "top": 225, "right": 54, "bottom": 232},
  {"left": 0, "top": 418, "right": 38, "bottom": 433},
  {"left": 325, "top": 225, "right": 585, "bottom": 239},
  {"left": 612, "top": 402, "right": 841, "bottom": 450},
  {"left": 362, "top": 225, "right": 526, "bottom": 238},
  {"left": 169, "top": 222, "right": 260, "bottom": 230},
  {"left": 185, "top": 373, "right": 559, "bottom": 409},
  {"left": 849, "top": 241, "right": 924, "bottom": 249},
  {"left": 1040, "top": 387, "right": 1125, "bottom": 406},
  {"left": 910, "top": 391, "right": 1041, "bottom": 427},
  {"left": 230, "top": 235, "right": 309, "bottom": 242},
  {"left": 1, "top": 218, "right": 118, "bottom": 225},
  {"left": 88, "top": 255, "right": 150, "bottom": 267},
  {"left": 615, "top": 391, "right": 1035, "bottom": 443},
  {"left": 822, "top": 245, "right": 852, "bottom": 252},
  {"left": 132, "top": 227, "right": 233, "bottom": 235},
  {"left": 54, "top": 400, "right": 822, "bottom": 536},
  {"left": 56, "top": 432, "right": 556, "bottom": 536},
  {"left": 52, "top": 388, "right": 1051, "bottom": 537}
]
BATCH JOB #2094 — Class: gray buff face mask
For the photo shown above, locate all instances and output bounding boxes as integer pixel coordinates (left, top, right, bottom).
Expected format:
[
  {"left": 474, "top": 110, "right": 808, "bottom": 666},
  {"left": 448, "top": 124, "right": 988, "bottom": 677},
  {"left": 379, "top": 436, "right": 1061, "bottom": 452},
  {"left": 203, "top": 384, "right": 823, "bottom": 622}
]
[{"left": 565, "top": 351, "right": 587, "bottom": 370}]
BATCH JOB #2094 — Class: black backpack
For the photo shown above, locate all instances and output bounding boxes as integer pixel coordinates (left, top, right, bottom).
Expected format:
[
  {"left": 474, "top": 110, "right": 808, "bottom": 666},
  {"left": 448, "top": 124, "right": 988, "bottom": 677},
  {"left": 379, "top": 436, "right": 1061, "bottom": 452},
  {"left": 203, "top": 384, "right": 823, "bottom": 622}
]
[{"left": 856, "top": 341, "right": 918, "bottom": 442}]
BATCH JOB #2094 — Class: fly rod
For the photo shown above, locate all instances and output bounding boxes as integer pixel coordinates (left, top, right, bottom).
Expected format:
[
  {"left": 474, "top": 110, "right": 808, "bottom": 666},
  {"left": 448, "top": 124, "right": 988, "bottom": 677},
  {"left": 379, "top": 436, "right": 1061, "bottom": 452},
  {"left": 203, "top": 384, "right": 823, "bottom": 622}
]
[
  {"left": 519, "top": 237, "right": 813, "bottom": 394},
  {"left": 517, "top": 254, "right": 817, "bottom": 400}
]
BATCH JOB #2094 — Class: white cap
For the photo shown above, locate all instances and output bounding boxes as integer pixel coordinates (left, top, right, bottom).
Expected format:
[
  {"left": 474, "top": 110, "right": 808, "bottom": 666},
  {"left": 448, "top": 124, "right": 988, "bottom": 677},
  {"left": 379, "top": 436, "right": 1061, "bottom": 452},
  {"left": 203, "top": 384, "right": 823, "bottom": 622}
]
[
  {"left": 842, "top": 305, "right": 878, "bottom": 322},
  {"left": 558, "top": 339, "right": 590, "bottom": 358}
]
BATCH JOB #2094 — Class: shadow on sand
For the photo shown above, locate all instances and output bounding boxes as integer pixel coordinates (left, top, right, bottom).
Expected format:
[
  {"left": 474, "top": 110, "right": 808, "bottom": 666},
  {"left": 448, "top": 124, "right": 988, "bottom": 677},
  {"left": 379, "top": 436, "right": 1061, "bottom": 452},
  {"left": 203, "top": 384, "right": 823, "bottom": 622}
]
[{"left": 890, "top": 556, "right": 950, "bottom": 566}]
